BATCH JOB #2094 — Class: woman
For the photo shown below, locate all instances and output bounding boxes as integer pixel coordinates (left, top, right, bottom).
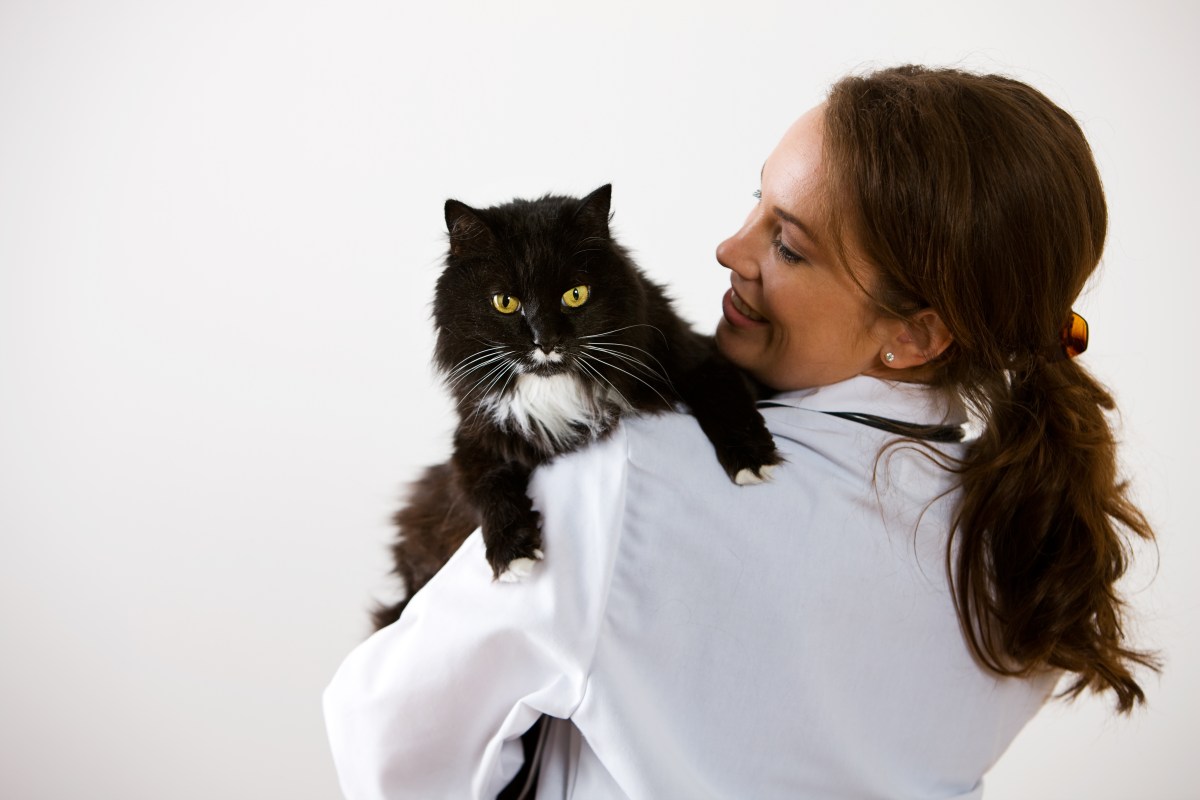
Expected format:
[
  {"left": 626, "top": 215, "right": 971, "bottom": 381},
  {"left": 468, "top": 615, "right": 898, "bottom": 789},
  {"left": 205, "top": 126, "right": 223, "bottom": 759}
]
[{"left": 323, "top": 66, "right": 1155, "bottom": 798}]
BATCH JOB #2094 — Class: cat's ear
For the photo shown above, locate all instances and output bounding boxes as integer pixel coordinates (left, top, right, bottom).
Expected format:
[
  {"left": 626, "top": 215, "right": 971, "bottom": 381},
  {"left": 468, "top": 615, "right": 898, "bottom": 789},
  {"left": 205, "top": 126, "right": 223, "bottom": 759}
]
[
  {"left": 444, "top": 199, "right": 496, "bottom": 258},
  {"left": 573, "top": 184, "right": 613, "bottom": 238}
]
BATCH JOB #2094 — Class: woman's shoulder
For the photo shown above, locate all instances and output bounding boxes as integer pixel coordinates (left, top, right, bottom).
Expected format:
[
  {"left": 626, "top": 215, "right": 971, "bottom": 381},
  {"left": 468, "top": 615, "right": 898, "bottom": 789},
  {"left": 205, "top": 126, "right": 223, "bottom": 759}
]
[
  {"left": 535, "top": 375, "right": 966, "bottom": 509},
  {"left": 534, "top": 408, "right": 715, "bottom": 491}
]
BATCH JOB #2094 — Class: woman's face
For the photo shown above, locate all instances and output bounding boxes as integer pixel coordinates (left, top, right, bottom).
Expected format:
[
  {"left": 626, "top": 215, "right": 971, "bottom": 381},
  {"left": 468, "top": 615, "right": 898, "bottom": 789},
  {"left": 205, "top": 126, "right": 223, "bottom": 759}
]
[{"left": 715, "top": 106, "right": 895, "bottom": 391}]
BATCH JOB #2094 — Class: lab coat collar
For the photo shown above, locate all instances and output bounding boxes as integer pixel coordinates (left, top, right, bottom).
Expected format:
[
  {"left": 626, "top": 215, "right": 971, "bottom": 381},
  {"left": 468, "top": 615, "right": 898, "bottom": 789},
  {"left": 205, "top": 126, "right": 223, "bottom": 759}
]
[{"left": 760, "top": 375, "right": 968, "bottom": 427}]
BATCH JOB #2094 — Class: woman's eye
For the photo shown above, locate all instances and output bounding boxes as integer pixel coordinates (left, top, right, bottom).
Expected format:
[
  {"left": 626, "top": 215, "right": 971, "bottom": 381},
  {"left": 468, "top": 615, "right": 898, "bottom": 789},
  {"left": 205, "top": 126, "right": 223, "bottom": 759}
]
[
  {"left": 772, "top": 238, "right": 805, "bottom": 264},
  {"left": 752, "top": 189, "right": 762, "bottom": 200},
  {"left": 492, "top": 294, "right": 521, "bottom": 314},
  {"left": 561, "top": 285, "right": 591, "bottom": 309}
]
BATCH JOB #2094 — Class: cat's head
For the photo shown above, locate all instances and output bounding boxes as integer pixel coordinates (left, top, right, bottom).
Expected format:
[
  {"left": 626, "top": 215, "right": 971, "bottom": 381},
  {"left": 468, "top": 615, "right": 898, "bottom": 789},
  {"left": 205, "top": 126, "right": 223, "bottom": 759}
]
[{"left": 431, "top": 185, "right": 671, "bottom": 410}]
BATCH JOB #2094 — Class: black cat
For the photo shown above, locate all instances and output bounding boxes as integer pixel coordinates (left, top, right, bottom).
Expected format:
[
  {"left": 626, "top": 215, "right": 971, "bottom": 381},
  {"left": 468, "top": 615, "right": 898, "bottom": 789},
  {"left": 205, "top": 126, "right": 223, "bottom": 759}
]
[{"left": 372, "top": 184, "right": 779, "bottom": 629}]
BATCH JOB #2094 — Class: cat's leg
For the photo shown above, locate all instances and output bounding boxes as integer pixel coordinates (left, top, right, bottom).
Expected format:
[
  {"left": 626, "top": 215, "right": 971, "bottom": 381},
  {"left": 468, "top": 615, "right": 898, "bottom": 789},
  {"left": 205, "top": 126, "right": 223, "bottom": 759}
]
[
  {"left": 452, "top": 448, "right": 544, "bottom": 581},
  {"left": 371, "top": 463, "right": 482, "bottom": 630},
  {"left": 370, "top": 597, "right": 409, "bottom": 631},
  {"left": 676, "top": 354, "right": 783, "bottom": 485}
]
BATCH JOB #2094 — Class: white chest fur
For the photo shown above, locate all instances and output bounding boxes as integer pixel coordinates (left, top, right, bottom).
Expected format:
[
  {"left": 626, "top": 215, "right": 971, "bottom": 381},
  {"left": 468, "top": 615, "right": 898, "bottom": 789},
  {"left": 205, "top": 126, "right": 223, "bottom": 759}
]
[{"left": 485, "top": 372, "right": 623, "bottom": 452}]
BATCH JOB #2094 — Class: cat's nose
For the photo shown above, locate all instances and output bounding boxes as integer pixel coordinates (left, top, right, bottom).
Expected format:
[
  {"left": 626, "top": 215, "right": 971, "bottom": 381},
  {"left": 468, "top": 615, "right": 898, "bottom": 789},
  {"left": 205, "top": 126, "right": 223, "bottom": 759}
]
[{"left": 528, "top": 320, "right": 560, "bottom": 353}]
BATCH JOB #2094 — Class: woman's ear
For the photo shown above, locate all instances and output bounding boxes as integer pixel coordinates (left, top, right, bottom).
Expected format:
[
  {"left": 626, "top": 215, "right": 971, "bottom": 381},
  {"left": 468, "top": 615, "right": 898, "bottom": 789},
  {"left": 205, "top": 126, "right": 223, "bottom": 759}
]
[{"left": 878, "top": 308, "right": 953, "bottom": 369}]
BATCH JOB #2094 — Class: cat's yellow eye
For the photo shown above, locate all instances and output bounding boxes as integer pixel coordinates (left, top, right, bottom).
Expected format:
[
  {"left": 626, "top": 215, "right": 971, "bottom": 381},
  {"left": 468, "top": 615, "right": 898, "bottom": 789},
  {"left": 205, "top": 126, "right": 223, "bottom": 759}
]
[
  {"left": 561, "top": 285, "right": 590, "bottom": 309},
  {"left": 492, "top": 294, "right": 521, "bottom": 314}
]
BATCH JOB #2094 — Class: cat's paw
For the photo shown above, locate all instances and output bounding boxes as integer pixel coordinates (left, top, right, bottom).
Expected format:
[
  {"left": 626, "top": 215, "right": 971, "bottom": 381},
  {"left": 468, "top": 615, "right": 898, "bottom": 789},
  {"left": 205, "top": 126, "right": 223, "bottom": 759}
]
[
  {"left": 497, "top": 549, "right": 545, "bottom": 583},
  {"left": 704, "top": 410, "right": 785, "bottom": 486},
  {"left": 734, "top": 463, "right": 779, "bottom": 485},
  {"left": 719, "top": 439, "right": 785, "bottom": 486},
  {"left": 486, "top": 524, "right": 544, "bottom": 581}
]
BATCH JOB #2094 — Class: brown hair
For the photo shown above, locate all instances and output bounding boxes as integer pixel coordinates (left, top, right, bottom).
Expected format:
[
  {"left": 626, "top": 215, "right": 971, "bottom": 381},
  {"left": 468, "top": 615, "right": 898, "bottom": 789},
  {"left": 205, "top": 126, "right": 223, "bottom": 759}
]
[{"left": 823, "top": 65, "right": 1157, "bottom": 711}]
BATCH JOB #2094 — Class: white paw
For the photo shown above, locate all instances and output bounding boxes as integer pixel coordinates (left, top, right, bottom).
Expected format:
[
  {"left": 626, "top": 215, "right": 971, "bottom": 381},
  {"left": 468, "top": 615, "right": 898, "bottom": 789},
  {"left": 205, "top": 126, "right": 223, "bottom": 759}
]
[
  {"left": 497, "top": 552, "right": 543, "bottom": 583},
  {"left": 734, "top": 464, "right": 777, "bottom": 486}
]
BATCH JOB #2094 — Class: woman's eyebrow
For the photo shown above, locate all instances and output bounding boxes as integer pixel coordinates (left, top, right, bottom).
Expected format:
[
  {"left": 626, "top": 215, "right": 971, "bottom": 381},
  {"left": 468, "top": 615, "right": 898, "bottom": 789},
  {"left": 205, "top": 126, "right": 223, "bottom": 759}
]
[
  {"left": 761, "top": 162, "right": 822, "bottom": 248},
  {"left": 773, "top": 206, "right": 822, "bottom": 248}
]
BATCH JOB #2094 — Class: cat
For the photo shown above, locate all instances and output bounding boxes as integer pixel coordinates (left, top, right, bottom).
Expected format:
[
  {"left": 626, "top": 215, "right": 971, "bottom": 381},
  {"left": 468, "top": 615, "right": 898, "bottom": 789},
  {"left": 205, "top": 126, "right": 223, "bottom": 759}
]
[{"left": 371, "top": 184, "right": 780, "bottom": 630}]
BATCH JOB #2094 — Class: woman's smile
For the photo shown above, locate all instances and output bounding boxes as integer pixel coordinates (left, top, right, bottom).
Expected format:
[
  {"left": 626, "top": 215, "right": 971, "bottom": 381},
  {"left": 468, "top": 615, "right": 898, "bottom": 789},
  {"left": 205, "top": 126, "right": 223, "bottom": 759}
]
[{"left": 723, "top": 287, "right": 768, "bottom": 326}]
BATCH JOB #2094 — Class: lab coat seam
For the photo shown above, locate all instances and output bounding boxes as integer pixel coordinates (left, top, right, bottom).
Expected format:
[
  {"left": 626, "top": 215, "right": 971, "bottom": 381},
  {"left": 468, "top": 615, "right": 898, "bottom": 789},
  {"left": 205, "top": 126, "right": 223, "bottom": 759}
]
[{"left": 564, "top": 424, "right": 632, "bottom": 721}]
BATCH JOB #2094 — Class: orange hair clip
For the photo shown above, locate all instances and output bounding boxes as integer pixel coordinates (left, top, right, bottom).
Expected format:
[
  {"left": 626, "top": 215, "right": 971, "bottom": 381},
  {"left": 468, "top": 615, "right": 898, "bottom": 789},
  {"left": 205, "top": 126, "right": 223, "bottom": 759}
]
[{"left": 1059, "top": 311, "right": 1089, "bottom": 360}]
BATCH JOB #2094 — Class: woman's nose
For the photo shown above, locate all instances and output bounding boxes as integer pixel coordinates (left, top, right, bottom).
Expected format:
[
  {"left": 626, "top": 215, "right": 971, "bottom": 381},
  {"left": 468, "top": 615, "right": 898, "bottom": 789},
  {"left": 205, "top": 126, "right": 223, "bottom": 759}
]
[{"left": 716, "top": 216, "right": 758, "bottom": 279}]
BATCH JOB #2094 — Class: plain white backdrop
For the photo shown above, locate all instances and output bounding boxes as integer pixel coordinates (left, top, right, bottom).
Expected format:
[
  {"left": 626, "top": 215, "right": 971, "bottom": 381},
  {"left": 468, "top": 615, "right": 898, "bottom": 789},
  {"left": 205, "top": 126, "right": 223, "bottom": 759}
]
[{"left": 2, "top": 1, "right": 1196, "bottom": 797}]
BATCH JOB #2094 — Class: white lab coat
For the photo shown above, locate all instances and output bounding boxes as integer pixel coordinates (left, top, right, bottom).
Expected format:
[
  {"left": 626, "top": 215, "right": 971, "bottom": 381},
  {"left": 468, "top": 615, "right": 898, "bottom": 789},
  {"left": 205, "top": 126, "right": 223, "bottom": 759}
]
[{"left": 323, "top": 375, "right": 1056, "bottom": 799}]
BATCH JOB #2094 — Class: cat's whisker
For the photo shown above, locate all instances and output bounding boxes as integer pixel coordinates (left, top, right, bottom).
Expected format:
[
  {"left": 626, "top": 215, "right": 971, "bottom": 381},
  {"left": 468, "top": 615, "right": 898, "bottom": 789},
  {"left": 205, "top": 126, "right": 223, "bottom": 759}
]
[
  {"left": 446, "top": 360, "right": 503, "bottom": 389},
  {"left": 446, "top": 357, "right": 512, "bottom": 393},
  {"left": 462, "top": 359, "right": 517, "bottom": 400},
  {"left": 445, "top": 346, "right": 507, "bottom": 375},
  {"left": 444, "top": 348, "right": 512, "bottom": 386},
  {"left": 482, "top": 369, "right": 523, "bottom": 423},
  {"left": 478, "top": 361, "right": 518, "bottom": 400},
  {"left": 581, "top": 349, "right": 673, "bottom": 394},
  {"left": 578, "top": 324, "right": 669, "bottom": 345},
  {"left": 580, "top": 352, "right": 675, "bottom": 409},
  {"left": 580, "top": 344, "right": 672, "bottom": 387},
  {"left": 446, "top": 349, "right": 507, "bottom": 378},
  {"left": 577, "top": 358, "right": 633, "bottom": 411},
  {"left": 583, "top": 341, "right": 674, "bottom": 382},
  {"left": 495, "top": 367, "right": 518, "bottom": 399}
]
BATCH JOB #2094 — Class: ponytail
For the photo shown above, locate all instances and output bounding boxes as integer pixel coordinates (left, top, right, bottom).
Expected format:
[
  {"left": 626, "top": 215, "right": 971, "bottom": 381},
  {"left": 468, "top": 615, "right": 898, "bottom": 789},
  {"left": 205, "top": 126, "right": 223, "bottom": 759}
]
[
  {"left": 824, "top": 66, "right": 1158, "bottom": 710},
  {"left": 952, "top": 357, "right": 1157, "bottom": 711}
]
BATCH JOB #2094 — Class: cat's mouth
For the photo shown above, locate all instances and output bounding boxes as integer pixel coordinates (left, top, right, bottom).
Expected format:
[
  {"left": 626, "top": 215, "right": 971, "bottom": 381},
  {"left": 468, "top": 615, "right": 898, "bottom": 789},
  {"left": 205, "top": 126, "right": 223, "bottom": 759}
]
[
  {"left": 526, "top": 363, "right": 571, "bottom": 377},
  {"left": 530, "top": 349, "right": 566, "bottom": 365},
  {"left": 525, "top": 348, "right": 571, "bottom": 376}
]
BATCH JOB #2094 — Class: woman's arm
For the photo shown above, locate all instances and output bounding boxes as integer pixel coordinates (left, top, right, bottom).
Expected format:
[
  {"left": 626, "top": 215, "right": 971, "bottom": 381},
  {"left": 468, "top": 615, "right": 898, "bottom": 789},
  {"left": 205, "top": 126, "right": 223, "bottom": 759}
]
[{"left": 323, "top": 428, "right": 630, "bottom": 799}]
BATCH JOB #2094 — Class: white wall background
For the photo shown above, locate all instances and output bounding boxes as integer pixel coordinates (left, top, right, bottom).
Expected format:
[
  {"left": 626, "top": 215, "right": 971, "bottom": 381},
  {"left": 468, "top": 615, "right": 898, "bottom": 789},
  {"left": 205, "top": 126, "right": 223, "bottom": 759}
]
[{"left": 1, "top": 1, "right": 1196, "bottom": 798}]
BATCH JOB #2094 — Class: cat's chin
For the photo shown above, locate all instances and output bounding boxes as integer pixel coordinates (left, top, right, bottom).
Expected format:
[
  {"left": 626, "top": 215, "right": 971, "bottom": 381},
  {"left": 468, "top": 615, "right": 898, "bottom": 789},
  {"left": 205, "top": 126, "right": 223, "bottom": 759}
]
[{"left": 523, "top": 363, "right": 573, "bottom": 378}]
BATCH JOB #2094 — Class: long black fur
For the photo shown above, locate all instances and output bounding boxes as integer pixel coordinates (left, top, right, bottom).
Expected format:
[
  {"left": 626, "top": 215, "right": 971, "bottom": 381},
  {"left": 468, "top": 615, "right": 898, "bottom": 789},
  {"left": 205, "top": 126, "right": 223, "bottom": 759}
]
[
  {"left": 370, "top": 185, "right": 779, "bottom": 797},
  {"left": 372, "top": 184, "right": 778, "bottom": 629}
]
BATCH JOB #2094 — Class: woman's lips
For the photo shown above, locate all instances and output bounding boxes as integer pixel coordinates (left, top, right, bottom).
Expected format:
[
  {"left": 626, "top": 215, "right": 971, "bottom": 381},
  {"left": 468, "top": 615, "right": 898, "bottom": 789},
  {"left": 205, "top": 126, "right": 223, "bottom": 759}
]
[{"left": 723, "top": 288, "right": 768, "bottom": 327}]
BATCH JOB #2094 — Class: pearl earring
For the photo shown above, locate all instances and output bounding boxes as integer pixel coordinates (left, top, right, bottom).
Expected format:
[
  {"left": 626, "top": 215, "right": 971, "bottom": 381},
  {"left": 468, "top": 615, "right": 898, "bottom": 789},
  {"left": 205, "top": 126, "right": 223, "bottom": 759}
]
[{"left": 884, "top": 352, "right": 896, "bottom": 363}]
